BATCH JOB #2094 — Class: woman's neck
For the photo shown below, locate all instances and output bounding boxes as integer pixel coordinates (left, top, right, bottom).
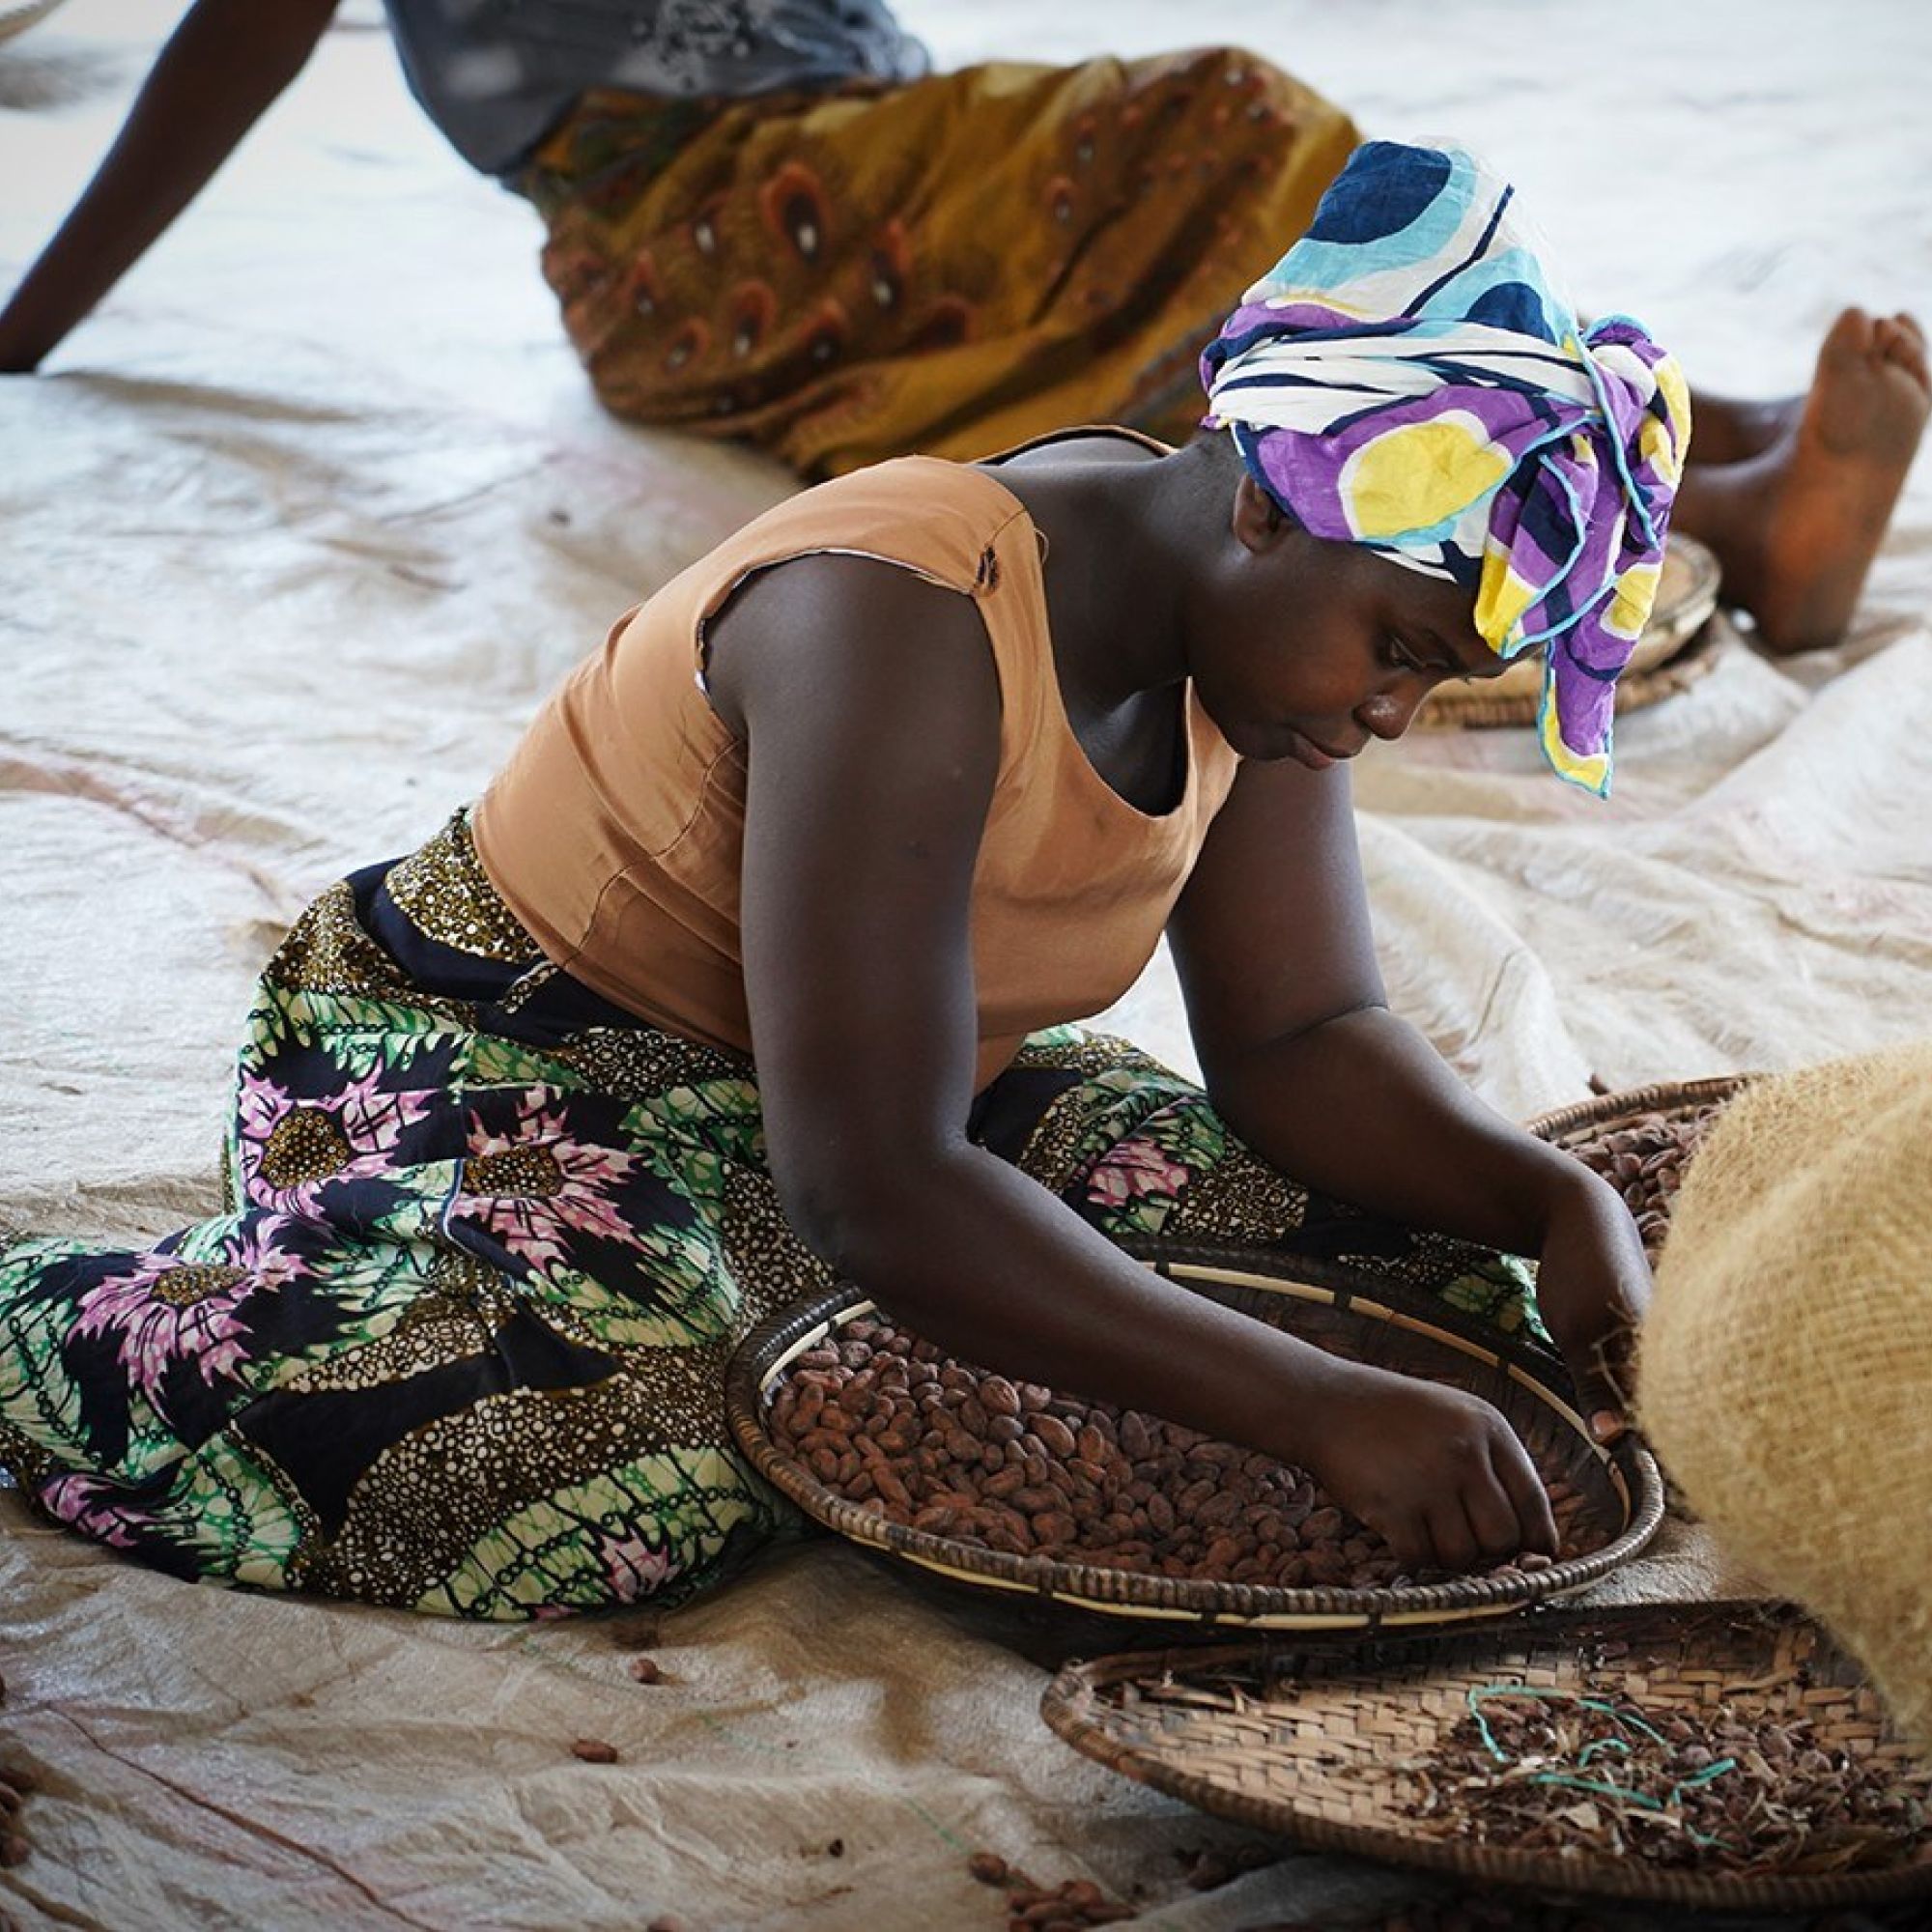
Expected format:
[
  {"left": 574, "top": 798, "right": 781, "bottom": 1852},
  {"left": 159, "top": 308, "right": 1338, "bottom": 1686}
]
[{"left": 991, "top": 444, "right": 1218, "bottom": 712}]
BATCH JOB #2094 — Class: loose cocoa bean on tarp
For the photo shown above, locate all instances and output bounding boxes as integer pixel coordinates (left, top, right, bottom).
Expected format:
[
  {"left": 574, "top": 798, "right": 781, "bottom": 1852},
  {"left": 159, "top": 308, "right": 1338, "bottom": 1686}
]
[
  {"left": 964, "top": 1853, "right": 1136, "bottom": 1929},
  {"left": 769, "top": 1319, "right": 1605, "bottom": 1591},
  {"left": 1556, "top": 1102, "right": 1729, "bottom": 1263}
]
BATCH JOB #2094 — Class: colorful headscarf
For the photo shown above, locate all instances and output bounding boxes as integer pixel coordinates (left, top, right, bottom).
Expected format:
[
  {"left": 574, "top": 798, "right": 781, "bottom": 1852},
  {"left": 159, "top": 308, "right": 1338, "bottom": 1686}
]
[{"left": 1200, "top": 141, "right": 1690, "bottom": 795}]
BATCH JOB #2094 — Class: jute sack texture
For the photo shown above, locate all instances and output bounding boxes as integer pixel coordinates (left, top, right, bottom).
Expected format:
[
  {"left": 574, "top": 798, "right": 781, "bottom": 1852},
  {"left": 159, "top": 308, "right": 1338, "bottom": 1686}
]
[{"left": 1639, "top": 1040, "right": 1932, "bottom": 1745}]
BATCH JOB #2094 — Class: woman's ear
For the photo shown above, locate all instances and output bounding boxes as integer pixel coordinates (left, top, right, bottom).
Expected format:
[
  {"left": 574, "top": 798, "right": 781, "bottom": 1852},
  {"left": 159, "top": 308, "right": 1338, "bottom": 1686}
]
[{"left": 1232, "top": 472, "right": 1288, "bottom": 554}]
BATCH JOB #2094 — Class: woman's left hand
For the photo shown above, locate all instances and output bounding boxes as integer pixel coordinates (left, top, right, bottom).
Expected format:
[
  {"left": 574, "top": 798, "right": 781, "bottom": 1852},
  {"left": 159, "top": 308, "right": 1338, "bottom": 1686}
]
[{"left": 1529, "top": 1171, "right": 1653, "bottom": 1446}]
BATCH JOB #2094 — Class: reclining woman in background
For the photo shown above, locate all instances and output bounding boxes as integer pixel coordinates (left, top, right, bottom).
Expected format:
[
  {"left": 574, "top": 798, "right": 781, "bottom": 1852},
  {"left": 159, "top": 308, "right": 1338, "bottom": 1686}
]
[
  {"left": 4, "top": 143, "right": 1682, "bottom": 1618},
  {"left": 1, "top": 0, "right": 1923, "bottom": 651}
]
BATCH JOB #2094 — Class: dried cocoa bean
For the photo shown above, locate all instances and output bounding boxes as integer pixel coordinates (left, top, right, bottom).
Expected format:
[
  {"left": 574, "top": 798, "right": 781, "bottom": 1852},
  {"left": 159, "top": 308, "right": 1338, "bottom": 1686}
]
[
  {"left": 770, "top": 1314, "right": 1608, "bottom": 1590},
  {"left": 1176, "top": 1476, "right": 1216, "bottom": 1517},
  {"left": 980, "top": 1376, "right": 1021, "bottom": 1417}
]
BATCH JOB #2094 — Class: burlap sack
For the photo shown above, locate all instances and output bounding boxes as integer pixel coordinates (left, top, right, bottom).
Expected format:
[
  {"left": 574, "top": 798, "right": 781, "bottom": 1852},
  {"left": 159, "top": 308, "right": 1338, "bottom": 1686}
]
[{"left": 1638, "top": 1039, "right": 1932, "bottom": 1745}]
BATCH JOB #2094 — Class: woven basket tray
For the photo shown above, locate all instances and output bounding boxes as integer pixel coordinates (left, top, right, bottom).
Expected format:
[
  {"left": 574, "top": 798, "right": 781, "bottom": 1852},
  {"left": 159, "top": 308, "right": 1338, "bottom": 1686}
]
[
  {"left": 1040, "top": 1601, "right": 1932, "bottom": 1912},
  {"left": 1415, "top": 530, "right": 1722, "bottom": 731},
  {"left": 725, "top": 1238, "right": 1663, "bottom": 1633},
  {"left": 1523, "top": 1073, "right": 1755, "bottom": 1151}
]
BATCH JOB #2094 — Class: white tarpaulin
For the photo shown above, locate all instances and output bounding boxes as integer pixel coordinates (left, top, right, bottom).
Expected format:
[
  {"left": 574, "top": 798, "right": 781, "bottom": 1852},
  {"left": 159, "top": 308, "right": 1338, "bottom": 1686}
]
[{"left": 4, "top": 3, "right": 1929, "bottom": 1926}]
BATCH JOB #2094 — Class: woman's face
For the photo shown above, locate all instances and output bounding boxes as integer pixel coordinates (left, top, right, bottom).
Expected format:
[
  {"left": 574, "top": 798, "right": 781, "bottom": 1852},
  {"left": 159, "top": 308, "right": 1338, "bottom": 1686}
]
[{"left": 1190, "top": 475, "right": 1509, "bottom": 768}]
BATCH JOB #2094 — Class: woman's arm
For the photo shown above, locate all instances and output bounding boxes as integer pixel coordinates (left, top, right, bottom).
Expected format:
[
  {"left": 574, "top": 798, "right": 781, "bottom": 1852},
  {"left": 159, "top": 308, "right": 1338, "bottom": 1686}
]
[
  {"left": 704, "top": 560, "right": 1556, "bottom": 1571},
  {"left": 0, "top": 0, "right": 342, "bottom": 372},
  {"left": 1167, "top": 753, "right": 1651, "bottom": 1442}
]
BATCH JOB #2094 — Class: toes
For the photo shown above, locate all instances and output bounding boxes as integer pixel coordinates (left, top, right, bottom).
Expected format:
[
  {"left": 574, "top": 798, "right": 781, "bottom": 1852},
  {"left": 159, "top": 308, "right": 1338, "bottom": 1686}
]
[
  {"left": 1877, "top": 313, "right": 1932, "bottom": 386},
  {"left": 1819, "top": 305, "right": 1875, "bottom": 369}
]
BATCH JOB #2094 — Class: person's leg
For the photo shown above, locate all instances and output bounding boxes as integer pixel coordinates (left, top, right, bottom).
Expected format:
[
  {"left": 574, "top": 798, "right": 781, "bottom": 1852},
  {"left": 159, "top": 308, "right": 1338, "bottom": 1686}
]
[
  {"left": 1679, "top": 387, "right": 1800, "bottom": 468},
  {"left": 980, "top": 1026, "right": 1546, "bottom": 1344},
  {"left": 0, "top": 819, "right": 810, "bottom": 1617},
  {"left": 1671, "top": 308, "right": 1930, "bottom": 653},
  {"left": 524, "top": 50, "right": 1360, "bottom": 478}
]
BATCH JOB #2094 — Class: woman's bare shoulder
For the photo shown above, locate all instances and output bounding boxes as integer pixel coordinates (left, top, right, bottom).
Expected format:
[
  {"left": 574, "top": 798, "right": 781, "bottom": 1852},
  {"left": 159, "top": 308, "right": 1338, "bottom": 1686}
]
[{"left": 702, "top": 549, "right": 997, "bottom": 742}]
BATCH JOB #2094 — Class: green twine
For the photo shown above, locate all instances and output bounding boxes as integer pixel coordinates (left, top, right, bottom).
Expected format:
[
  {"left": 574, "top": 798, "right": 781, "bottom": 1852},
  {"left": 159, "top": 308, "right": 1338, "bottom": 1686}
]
[
  {"left": 1577, "top": 1736, "right": 1631, "bottom": 1768},
  {"left": 1463, "top": 1684, "right": 1736, "bottom": 1849}
]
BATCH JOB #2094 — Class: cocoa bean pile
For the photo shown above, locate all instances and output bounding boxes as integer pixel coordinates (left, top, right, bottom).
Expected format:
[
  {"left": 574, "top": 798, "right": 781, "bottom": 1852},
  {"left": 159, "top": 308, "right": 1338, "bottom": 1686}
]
[
  {"left": 768, "top": 1318, "right": 1603, "bottom": 1589},
  {"left": 1557, "top": 1102, "right": 1729, "bottom": 1261},
  {"left": 1402, "top": 1690, "right": 1932, "bottom": 1876}
]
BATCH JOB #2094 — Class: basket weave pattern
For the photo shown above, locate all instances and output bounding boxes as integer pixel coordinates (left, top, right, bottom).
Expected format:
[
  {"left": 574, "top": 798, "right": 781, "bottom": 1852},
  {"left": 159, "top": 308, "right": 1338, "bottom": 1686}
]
[{"left": 1040, "top": 1603, "right": 1932, "bottom": 1912}]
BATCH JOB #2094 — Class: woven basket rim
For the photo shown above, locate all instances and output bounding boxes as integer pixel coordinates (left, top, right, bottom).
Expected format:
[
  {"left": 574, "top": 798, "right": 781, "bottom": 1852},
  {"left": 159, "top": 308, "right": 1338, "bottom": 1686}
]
[
  {"left": 1416, "top": 530, "right": 1723, "bottom": 733},
  {"left": 1523, "top": 1073, "right": 1759, "bottom": 1148},
  {"left": 725, "top": 1237, "right": 1664, "bottom": 1632},
  {"left": 1039, "top": 1602, "right": 1932, "bottom": 1911},
  {"left": 1415, "top": 619, "right": 1724, "bottom": 732}
]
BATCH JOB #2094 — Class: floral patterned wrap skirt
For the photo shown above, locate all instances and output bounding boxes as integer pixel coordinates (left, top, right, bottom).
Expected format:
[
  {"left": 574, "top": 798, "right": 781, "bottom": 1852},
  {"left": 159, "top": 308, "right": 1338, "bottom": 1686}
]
[{"left": 0, "top": 814, "right": 1540, "bottom": 1619}]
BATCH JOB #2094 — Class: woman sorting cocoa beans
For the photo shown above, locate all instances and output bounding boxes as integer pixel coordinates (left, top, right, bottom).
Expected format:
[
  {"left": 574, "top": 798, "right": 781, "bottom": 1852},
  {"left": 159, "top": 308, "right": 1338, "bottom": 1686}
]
[{"left": 0, "top": 143, "right": 1676, "bottom": 1620}]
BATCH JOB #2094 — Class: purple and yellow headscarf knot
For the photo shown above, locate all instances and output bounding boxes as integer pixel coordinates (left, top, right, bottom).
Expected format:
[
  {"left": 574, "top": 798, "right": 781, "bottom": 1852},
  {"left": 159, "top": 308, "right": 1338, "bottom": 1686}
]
[{"left": 1201, "top": 140, "right": 1690, "bottom": 795}]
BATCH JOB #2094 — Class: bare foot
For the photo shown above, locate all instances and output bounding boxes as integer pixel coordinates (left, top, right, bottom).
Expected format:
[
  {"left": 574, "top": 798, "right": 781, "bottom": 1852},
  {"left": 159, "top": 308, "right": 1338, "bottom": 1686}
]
[{"left": 1676, "top": 308, "right": 1931, "bottom": 654}]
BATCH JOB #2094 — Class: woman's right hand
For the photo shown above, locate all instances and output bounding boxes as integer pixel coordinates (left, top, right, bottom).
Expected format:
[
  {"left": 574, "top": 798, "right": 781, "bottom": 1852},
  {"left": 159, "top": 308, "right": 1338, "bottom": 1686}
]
[{"left": 1301, "top": 1366, "right": 1559, "bottom": 1574}]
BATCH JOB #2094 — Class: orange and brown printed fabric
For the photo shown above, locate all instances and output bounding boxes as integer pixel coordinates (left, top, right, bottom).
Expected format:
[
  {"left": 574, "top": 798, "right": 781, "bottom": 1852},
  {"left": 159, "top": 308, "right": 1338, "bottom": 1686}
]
[{"left": 524, "top": 47, "right": 1361, "bottom": 477}]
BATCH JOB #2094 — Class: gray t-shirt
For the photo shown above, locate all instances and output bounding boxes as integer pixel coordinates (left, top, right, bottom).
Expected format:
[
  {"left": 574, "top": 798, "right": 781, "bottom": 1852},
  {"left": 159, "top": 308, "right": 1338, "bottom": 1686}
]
[{"left": 384, "top": 0, "right": 930, "bottom": 179}]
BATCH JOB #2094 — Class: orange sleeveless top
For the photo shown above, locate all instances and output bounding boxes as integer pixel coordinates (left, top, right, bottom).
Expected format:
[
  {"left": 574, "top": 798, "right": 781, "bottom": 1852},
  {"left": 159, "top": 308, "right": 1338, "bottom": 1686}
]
[{"left": 472, "top": 441, "right": 1242, "bottom": 1092}]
